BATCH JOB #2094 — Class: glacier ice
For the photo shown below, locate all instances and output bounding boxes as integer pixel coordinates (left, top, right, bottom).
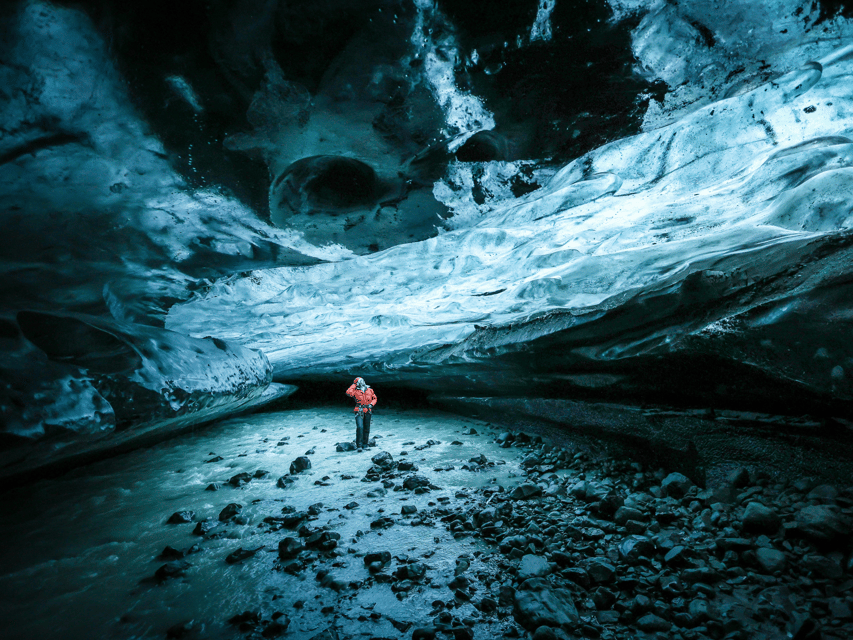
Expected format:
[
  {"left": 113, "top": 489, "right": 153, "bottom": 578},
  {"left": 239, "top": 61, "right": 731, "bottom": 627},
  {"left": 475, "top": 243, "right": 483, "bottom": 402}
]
[
  {"left": 169, "top": 26, "right": 853, "bottom": 411},
  {"left": 5, "top": 0, "right": 853, "bottom": 476}
]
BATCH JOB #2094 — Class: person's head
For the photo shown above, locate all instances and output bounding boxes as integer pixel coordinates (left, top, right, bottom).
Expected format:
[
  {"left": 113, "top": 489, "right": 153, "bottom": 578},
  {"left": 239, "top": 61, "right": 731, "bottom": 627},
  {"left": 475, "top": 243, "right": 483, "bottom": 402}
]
[{"left": 355, "top": 377, "right": 367, "bottom": 390}]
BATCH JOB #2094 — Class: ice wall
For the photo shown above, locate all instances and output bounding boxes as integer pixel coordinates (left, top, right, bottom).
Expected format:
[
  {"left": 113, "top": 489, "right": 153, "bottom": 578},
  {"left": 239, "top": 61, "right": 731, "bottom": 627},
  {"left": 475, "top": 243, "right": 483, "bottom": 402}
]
[
  {"left": 169, "top": 1, "right": 853, "bottom": 416},
  {"left": 5, "top": 0, "right": 853, "bottom": 477}
]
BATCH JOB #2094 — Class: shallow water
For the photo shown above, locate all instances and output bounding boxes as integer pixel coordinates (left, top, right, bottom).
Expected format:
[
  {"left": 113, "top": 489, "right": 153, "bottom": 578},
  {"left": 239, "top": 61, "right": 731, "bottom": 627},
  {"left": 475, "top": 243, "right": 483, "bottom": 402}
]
[{"left": 0, "top": 407, "right": 525, "bottom": 639}]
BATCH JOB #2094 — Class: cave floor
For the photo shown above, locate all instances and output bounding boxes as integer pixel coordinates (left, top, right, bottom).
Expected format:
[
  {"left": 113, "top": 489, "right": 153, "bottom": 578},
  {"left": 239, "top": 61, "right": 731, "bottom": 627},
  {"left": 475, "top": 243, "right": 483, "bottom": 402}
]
[
  {"left": 0, "top": 406, "right": 850, "bottom": 640},
  {"left": 0, "top": 407, "right": 525, "bottom": 640}
]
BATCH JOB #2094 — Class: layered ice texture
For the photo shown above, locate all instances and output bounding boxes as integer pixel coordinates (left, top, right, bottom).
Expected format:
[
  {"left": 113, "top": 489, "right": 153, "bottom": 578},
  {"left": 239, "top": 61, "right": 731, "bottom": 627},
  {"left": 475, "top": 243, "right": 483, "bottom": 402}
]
[
  {"left": 170, "top": 2, "right": 853, "bottom": 413},
  {"left": 5, "top": 0, "right": 853, "bottom": 475}
]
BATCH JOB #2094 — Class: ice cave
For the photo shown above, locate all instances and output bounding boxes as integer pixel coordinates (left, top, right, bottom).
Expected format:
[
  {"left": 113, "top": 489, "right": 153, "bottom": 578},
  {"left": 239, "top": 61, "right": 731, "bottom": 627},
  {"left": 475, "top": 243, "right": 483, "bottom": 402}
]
[{"left": 2, "top": 0, "right": 853, "bottom": 638}]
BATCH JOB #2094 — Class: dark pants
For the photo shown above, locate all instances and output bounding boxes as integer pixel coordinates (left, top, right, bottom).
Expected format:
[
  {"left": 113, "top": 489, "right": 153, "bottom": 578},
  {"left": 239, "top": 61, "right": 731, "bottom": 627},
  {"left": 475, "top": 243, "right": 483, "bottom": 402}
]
[{"left": 355, "top": 411, "right": 371, "bottom": 448}]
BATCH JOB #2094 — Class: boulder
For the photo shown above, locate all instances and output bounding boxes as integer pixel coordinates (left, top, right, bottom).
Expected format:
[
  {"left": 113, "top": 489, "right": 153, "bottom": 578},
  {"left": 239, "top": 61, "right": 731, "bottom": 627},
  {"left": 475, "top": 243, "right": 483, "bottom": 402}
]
[
  {"left": 519, "top": 555, "right": 551, "bottom": 580},
  {"left": 371, "top": 451, "right": 394, "bottom": 468},
  {"left": 155, "top": 560, "right": 191, "bottom": 581},
  {"left": 513, "top": 578, "right": 579, "bottom": 630},
  {"left": 661, "top": 472, "right": 693, "bottom": 498},
  {"left": 228, "top": 472, "right": 253, "bottom": 487},
  {"left": 219, "top": 503, "right": 243, "bottom": 522},
  {"left": 166, "top": 511, "right": 195, "bottom": 524},
  {"left": 614, "top": 506, "right": 646, "bottom": 526},
  {"left": 510, "top": 483, "right": 543, "bottom": 500},
  {"left": 403, "top": 475, "right": 431, "bottom": 490},
  {"left": 741, "top": 502, "right": 781, "bottom": 534},
  {"left": 795, "top": 505, "right": 848, "bottom": 545},
  {"left": 336, "top": 442, "right": 356, "bottom": 452},
  {"left": 636, "top": 614, "right": 671, "bottom": 632},
  {"left": 276, "top": 476, "right": 294, "bottom": 488},
  {"left": 618, "top": 536, "right": 655, "bottom": 564},
  {"left": 521, "top": 454, "right": 542, "bottom": 468},
  {"left": 278, "top": 537, "right": 304, "bottom": 559},
  {"left": 584, "top": 558, "right": 616, "bottom": 584},
  {"left": 755, "top": 547, "right": 786, "bottom": 574},
  {"left": 289, "top": 457, "right": 311, "bottom": 474},
  {"left": 802, "top": 554, "right": 843, "bottom": 579}
]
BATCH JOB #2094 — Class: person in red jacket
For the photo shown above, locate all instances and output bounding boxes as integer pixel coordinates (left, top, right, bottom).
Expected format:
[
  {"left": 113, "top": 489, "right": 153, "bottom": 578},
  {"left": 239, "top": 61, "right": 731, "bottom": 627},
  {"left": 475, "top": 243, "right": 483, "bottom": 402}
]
[{"left": 346, "top": 377, "right": 377, "bottom": 451}]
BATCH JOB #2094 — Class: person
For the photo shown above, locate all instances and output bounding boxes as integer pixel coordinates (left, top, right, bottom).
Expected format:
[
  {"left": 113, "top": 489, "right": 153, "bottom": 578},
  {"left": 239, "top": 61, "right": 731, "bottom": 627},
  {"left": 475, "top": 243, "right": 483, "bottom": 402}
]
[{"left": 345, "top": 377, "right": 377, "bottom": 451}]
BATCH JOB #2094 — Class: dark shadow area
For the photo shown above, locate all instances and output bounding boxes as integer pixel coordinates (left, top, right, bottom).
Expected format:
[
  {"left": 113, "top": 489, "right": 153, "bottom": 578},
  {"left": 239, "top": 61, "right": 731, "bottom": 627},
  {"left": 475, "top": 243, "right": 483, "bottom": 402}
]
[{"left": 282, "top": 379, "right": 431, "bottom": 411}]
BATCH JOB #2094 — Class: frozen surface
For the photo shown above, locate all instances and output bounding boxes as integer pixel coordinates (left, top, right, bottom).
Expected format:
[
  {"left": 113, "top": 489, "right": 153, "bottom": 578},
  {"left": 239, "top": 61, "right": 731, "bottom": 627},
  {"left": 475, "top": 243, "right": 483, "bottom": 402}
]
[{"left": 0, "top": 407, "right": 522, "bottom": 640}]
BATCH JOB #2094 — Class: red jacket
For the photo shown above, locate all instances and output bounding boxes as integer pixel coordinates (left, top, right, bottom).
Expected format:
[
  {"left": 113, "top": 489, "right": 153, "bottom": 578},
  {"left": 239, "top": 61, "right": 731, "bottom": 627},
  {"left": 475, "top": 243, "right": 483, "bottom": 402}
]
[{"left": 346, "top": 380, "right": 377, "bottom": 413}]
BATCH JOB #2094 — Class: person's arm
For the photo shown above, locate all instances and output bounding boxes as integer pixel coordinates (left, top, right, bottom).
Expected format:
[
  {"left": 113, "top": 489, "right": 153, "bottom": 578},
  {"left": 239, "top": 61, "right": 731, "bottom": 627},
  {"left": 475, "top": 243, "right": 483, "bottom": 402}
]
[
  {"left": 346, "top": 384, "right": 356, "bottom": 397},
  {"left": 369, "top": 390, "right": 377, "bottom": 407}
]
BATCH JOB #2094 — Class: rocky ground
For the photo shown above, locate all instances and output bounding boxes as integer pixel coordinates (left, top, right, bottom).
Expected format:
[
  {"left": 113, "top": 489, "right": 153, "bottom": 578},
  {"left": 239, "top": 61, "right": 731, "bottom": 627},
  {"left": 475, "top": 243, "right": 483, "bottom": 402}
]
[
  {"left": 2, "top": 407, "right": 851, "bottom": 640},
  {"left": 163, "top": 417, "right": 853, "bottom": 640}
]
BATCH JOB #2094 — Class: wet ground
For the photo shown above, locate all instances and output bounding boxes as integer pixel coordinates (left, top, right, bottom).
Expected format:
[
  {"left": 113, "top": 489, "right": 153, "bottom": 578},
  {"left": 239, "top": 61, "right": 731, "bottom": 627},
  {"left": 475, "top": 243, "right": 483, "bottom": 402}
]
[
  {"left": 2, "top": 405, "right": 852, "bottom": 640},
  {"left": 0, "top": 407, "right": 524, "bottom": 639}
]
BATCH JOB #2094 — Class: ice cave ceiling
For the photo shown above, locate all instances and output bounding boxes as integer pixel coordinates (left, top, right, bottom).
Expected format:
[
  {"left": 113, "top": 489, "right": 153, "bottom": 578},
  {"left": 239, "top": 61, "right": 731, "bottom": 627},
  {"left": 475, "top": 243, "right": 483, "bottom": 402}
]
[{"left": 3, "top": 0, "right": 853, "bottom": 477}]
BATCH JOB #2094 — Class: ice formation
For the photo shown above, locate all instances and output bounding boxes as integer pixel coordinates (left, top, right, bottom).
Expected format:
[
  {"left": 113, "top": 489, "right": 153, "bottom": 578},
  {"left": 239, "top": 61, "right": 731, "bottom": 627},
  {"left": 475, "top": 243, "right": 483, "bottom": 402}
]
[
  {"left": 170, "top": 26, "right": 853, "bottom": 412},
  {"left": 4, "top": 0, "right": 853, "bottom": 475}
]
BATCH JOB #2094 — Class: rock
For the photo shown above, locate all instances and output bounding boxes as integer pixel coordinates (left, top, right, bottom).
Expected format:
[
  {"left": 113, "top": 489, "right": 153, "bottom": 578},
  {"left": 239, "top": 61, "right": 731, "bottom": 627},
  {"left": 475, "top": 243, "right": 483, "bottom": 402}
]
[
  {"left": 682, "top": 568, "right": 723, "bottom": 584},
  {"left": 637, "top": 614, "right": 671, "bottom": 632},
  {"left": 403, "top": 475, "right": 431, "bottom": 490},
  {"left": 404, "top": 562, "right": 427, "bottom": 581},
  {"left": 278, "top": 537, "right": 304, "bottom": 559},
  {"left": 510, "top": 483, "right": 543, "bottom": 500},
  {"left": 317, "top": 570, "right": 347, "bottom": 592},
  {"left": 366, "top": 487, "right": 387, "bottom": 498},
  {"left": 618, "top": 536, "right": 655, "bottom": 564},
  {"left": 402, "top": 505, "right": 418, "bottom": 515},
  {"left": 166, "top": 511, "right": 195, "bottom": 524},
  {"left": 478, "top": 597, "right": 497, "bottom": 613},
  {"left": 519, "top": 555, "right": 551, "bottom": 579},
  {"left": 521, "top": 454, "right": 541, "bottom": 468},
  {"left": 808, "top": 484, "right": 839, "bottom": 502},
  {"left": 398, "top": 461, "right": 417, "bottom": 471},
  {"left": 304, "top": 531, "right": 340, "bottom": 551},
  {"left": 336, "top": 442, "right": 356, "bottom": 452},
  {"left": 513, "top": 578, "right": 579, "bottom": 630},
  {"left": 661, "top": 473, "right": 693, "bottom": 499},
  {"left": 755, "top": 547, "right": 787, "bottom": 574},
  {"left": 614, "top": 506, "right": 645, "bottom": 526},
  {"left": 584, "top": 558, "right": 616, "bottom": 584},
  {"left": 192, "top": 519, "right": 220, "bottom": 536},
  {"left": 795, "top": 505, "right": 848, "bottom": 544},
  {"left": 802, "top": 554, "right": 843, "bottom": 579},
  {"left": 364, "top": 551, "right": 391, "bottom": 565},
  {"left": 531, "top": 626, "right": 558, "bottom": 640},
  {"left": 412, "top": 627, "right": 437, "bottom": 640},
  {"left": 253, "top": 469, "right": 269, "bottom": 479},
  {"left": 371, "top": 516, "right": 394, "bottom": 529},
  {"left": 228, "top": 610, "right": 260, "bottom": 627},
  {"left": 276, "top": 476, "right": 294, "bottom": 488},
  {"left": 727, "top": 466, "right": 751, "bottom": 488},
  {"left": 225, "top": 546, "right": 263, "bottom": 564},
  {"left": 205, "top": 482, "right": 221, "bottom": 491},
  {"left": 371, "top": 451, "right": 394, "bottom": 468},
  {"left": 219, "top": 503, "right": 243, "bottom": 522},
  {"left": 742, "top": 502, "right": 781, "bottom": 534},
  {"left": 228, "top": 472, "right": 253, "bottom": 487},
  {"left": 290, "top": 457, "right": 311, "bottom": 474},
  {"left": 469, "top": 454, "right": 488, "bottom": 465},
  {"left": 155, "top": 560, "right": 191, "bottom": 581},
  {"left": 261, "top": 618, "right": 290, "bottom": 638},
  {"left": 688, "top": 599, "right": 713, "bottom": 623}
]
